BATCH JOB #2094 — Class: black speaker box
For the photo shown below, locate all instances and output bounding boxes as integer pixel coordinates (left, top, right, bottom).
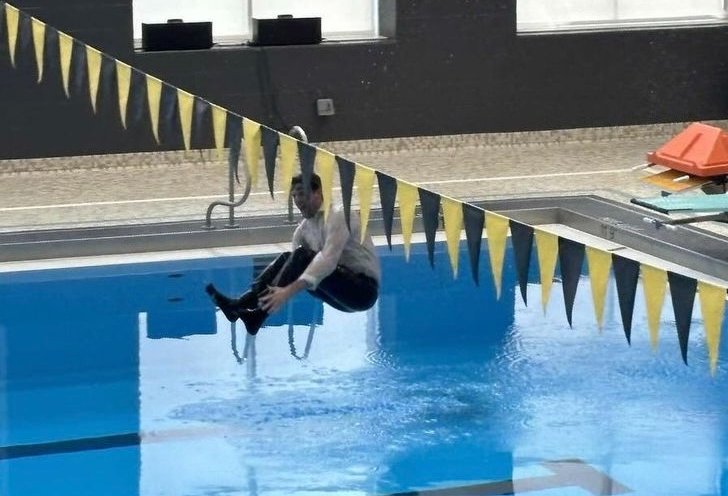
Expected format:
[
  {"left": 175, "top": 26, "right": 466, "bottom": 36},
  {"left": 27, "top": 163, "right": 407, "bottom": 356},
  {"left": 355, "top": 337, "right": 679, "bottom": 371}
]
[
  {"left": 142, "top": 21, "right": 213, "bottom": 51},
  {"left": 251, "top": 17, "right": 322, "bottom": 46}
]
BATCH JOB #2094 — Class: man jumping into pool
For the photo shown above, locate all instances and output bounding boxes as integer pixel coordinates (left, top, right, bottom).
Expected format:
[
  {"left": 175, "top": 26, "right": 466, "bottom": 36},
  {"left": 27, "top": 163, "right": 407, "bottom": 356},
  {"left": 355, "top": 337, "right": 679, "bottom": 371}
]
[{"left": 206, "top": 172, "right": 381, "bottom": 335}]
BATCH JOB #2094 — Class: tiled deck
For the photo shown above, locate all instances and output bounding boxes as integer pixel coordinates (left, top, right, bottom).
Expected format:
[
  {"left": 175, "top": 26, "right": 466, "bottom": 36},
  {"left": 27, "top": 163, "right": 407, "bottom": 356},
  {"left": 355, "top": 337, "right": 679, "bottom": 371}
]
[{"left": 1, "top": 121, "right": 726, "bottom": 234}]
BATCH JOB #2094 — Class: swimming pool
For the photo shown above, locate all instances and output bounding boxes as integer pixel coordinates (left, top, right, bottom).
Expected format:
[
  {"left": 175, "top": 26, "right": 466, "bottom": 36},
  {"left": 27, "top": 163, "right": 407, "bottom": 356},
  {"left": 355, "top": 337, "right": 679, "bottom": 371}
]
[{"left": 1, "top": 241, "right": 727, "bottom": 496}]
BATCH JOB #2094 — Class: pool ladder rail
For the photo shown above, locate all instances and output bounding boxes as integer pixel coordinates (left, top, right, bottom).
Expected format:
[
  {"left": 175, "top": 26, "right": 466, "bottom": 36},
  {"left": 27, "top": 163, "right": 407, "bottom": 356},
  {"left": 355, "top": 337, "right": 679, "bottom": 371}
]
[{"left": 203, "top": 126, "right": 308, "bottom": 230}]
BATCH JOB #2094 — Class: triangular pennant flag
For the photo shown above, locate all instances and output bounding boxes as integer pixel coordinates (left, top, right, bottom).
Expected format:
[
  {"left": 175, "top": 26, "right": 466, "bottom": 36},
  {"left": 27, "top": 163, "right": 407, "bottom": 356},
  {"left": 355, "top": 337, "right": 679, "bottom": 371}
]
[
  {"left": 5, "top": 3, "right": 18, "bottom": 67},
  {"left": 58, "top": 31, "right": 73, "bottom": 98},
  {"left": 99, "top": 53, "right": 116, "bottom": 108},
  {"left": 612, "top": 254, "right": 640, "bottom": 345},
  {"left": 243, "top": 118, "right": 262, "bottom": 187},
  {"left": 127, "top": 68, "right": 148, "bottom": 128},
  {"left": 419, "top": 188, "right": 441, "bottom": 268},
  {"left": 397, "top": 180, "right": 418, "bottom": 261},
  {"left": 85, "top": 45, "right": 102, "bottom": 113},
  {"left": 641, "top": 264, "right": 667, "bottom": 350},
  {"left": 585, "top": 246, "right": 612, "bottom": 329},
  {"left": 315, "top": 149, "right": 336, "bottom": 220},
  {"left": 355, "top": 164, "right": 376, "bottom": 243},
  {"left": 227, "top": 120, "right": 242, "bottom": 187},
  {"left": 0, "top": 3, "right": 6, "bottom": 52},
  {"left": 226, "top": 114, "right": 243, "bottom": 183},
  {"left": 462, "top": 203, "right": 485, "bottom": 286},
  {"left": 278, "top": 133, "right": 298, "bottom": 199},
  {"left": 261, "top": 126, "right": 279, "bottom": 198},
  {"left": 485, "top": 212, "right": 509, "bottom": 300},
  {"left": 177, "top": 89, "right": 194, "bottom": 150},
  {"left": 558, "top": 237, "right": 585, "bottom": 328},
  {"left": 115, "top": 60, "right": 131, "bottom": 129},
  {"left": 193, "top": 97, "right": 210, "bottom": 150},
  {"left": 510, "top": 220, "right": 534, "bottom": 305},
  {"left": 70, "top": 39, "right": 87, "bottom": 97},
  {"left": 337, "top": 156, "right": 356, "bottom": 230},
  {"left": 668, "top": 271, "right": 697, "bottom": 365},
  {"left": 376, "top": 171, "right": 398, "bottom": 249},
  {"left": 298, "top": 141, "right": 317, "bottom": 196},
  {"left": 211, "top": 104, "right": 227, "bottom": 159},
  {"left": 145, "top": 75, "right": 162, "bottom": 143},
  {"left": 441, "top": 197, "right": 463, "bottom": 277},
  {"left": 534, "top": 229, "right": 559, "bottom": 312},
  {"left": 698, "top": 281, "right": 725, "bottom": 375},
  {"left": 160, "top": 83, "right": 178, "bottom": 142},
  {"left": 30, "top": 17, "right": 45, "bottom": 82}
]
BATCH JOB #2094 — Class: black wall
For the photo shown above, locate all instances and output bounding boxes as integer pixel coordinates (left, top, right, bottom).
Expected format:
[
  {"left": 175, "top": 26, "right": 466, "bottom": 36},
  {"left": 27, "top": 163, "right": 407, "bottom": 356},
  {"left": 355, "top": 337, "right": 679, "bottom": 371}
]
[{"left": 1, "top": 0, "right": 727, "bottom": 159}]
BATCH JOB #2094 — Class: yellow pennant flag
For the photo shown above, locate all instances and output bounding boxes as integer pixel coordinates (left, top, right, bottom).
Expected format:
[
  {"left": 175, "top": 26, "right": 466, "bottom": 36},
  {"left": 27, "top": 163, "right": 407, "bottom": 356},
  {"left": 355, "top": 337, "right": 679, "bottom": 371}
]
[
  {"left": 441, "top": 197, "right": 464, "bottom": 278},
  {"left": 397, "top": 179, "right": 418, "bottom": 261},
  {"left": 585, "top": 246, "right": 612, "bottom": 329},
  {"left": 211, "top": 104, "right": 227, "bottom": 160},
  {"left": 534, "top": 229, "right": 559, "bottom": 312},
  {"left": 698, "top": 281, "right": 726, "bottom": 376},
  {"left": 146, "top": 75, "right": 162, "bottom": 143},
  {"left": 315, "top": 149, "right": 336, "bottom": 220},
  {"left": 177, "top": 89, "right": 194, "bottom": 150},
  {"left": 278, "top": 133, "right": 298, "bottom": 199},
  {"left": 485, "top": 212, "right": 509, "bottom": 300},
  {"left": 86, "top": 46, "right": 102, "bottom": 113},
  {"left": 115, "top": 60, "right": 131, "bottom": 129},
  {"left": 641, "top": 264, "right": 667, "bottom": 350},
  {"left": 6, "top": 3, "right": 19, "bottom": 67},
  {"left": 31, "top": 18, "right": 45, "bottom": 82},
  {"left": 243, "top": 118, "right": 262, "bottom": 187},
  {"left": 58, "top": 31, "right": 73, "bottom": 98},
  {"left": 355, "top": 164, "right": 376, "bottom": 243}
]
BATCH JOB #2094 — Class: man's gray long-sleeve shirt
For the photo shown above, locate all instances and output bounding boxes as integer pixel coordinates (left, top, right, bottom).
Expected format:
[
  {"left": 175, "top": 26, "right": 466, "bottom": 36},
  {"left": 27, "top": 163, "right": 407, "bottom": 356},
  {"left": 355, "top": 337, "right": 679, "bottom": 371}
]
[{"left": 292, "top": 204, "right": 381, "bottom": 290}]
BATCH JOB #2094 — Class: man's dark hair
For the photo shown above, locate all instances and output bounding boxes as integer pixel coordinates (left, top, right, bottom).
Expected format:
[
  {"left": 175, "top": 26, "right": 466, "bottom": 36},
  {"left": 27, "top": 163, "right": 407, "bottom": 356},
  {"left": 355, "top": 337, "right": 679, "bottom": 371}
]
[{"left": 291, "top": 173, "right": 322, "bottom": 191}]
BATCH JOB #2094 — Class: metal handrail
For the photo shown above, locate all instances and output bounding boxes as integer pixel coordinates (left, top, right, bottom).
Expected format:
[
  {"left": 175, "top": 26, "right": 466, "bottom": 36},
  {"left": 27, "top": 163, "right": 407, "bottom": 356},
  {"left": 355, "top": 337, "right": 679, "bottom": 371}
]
[{"left": 203, "top": 141, "right": 252, "bottom": 230}]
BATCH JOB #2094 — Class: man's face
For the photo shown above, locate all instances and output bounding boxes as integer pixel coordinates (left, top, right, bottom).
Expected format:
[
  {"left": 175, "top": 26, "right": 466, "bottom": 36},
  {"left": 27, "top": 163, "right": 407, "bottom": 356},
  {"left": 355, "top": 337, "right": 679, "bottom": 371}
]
[{"left": 291, "top": 183, "right": 322, "bottom": 219}]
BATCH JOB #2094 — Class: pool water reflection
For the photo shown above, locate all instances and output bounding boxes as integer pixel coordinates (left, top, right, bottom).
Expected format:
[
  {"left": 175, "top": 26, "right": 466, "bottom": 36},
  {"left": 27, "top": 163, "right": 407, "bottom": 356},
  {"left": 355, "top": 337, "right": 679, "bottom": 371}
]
[{"left": 1, "top": 241, "right": 728, "bottom": 495}]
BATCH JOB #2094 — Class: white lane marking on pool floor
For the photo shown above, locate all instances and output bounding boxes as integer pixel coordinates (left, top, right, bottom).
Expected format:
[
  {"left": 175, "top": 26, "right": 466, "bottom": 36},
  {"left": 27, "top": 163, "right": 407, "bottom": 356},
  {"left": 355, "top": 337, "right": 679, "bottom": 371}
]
[{"left": 0, "top": 168, "right": 632, "bottom": 212}]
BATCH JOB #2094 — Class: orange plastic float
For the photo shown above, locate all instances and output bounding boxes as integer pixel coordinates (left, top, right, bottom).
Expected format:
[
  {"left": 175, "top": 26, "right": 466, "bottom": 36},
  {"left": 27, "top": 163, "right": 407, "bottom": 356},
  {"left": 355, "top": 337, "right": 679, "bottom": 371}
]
[{"left": 647, "top": 122, "right": 728, "bottom": 177}]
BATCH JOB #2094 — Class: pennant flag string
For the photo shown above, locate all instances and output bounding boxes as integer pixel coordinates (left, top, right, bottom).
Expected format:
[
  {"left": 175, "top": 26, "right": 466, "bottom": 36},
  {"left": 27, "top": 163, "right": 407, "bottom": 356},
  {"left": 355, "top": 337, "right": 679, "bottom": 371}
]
[{"left": 5, "top": 2, "right": 728, "bottom": 372}]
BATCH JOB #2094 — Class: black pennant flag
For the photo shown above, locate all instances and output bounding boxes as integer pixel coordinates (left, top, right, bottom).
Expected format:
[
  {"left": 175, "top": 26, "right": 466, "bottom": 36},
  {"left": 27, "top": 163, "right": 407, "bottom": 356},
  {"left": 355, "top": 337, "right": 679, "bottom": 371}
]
[
  {"left": 462, "top": 203, "right": 485, "bottom": 286},
  {"left": 418, "top": 188, "right": 441, "bottom": 268},
  {"left": 226, "top": 114, "right": 242, "bottom": 181},
  {"left": 336, "top": 156, "right": 356, "bottom": 230},
  {"left": 668, "top": 271, "right": 697, "bottom": 365},
  {"left": 127, "top": 68, "right": 147, "bottom": 129},
  {"left": 0, "top": 3, "right": 5, "bottom": 44},
  {"left": 612, "top": 254, "right": 640, "bottom": 344},
  {"left": 510, "top": 220, "right": 534, "bottom": 305},
  {"left": 70, "top": 38, "right": 87, "bottom": 98},
  {"left": 99, "top": 53, "right": 116, "bottom": 115},
  {"left": 225, "top": 114, "right": 242, "bottom": 183},
  {"left": 297, "top": 141, "right": 316, "bottom": 195},
  {"left": 376, "top": 171, "right": 398, "bottom": 249},
  {"left": 17, "top": 9, "right": 32, "bottom": 67},
  {"left": 193, "top": 97, "right": 211, "bottom": 150},
  {"left": 159, "top": 82, "right": 178, "bottom": 146},
  {"left": 261, "top": 126, "right": 279, "bottom": 198},
  {"left": 558, "top": 237, "right": 585, "bottom": 327}
]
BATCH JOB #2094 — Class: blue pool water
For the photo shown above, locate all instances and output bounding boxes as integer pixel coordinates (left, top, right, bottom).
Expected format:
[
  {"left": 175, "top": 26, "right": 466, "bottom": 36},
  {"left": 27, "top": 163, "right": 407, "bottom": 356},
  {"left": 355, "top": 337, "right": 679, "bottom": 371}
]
[{"left": 1, "top": 241, "right": 728, "bottom": 495}]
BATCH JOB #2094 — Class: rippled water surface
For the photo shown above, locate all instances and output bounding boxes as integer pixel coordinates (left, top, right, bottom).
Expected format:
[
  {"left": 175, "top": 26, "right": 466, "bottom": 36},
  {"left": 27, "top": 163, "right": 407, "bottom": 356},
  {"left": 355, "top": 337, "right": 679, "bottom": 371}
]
[{"left": 1, "top": 242, "right": 728, "bottom": 495}]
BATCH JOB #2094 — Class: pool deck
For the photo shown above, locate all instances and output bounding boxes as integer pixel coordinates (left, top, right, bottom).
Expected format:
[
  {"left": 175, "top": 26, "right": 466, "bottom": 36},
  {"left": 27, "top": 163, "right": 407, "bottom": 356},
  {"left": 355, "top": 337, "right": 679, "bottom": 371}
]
[{"left": 3, "top": 121, "right": 727, "bottom": 233}]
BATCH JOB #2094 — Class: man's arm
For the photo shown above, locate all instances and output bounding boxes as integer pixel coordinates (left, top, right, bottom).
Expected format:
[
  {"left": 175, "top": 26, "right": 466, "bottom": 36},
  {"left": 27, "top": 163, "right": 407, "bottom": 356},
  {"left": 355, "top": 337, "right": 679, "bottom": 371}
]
[{"left": 297, "top": 208, "right": 349, "bottom": 290}]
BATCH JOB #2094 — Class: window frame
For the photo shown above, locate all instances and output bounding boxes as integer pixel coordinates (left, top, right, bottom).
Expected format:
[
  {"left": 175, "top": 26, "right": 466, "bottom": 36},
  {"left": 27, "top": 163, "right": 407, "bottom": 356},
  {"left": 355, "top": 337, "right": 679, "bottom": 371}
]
[
  {"left": 133, "top": 0, "right": 381, "bottom": 48},
  {"left": 516, "top": 0, "right": 728, "bottom": 34}
]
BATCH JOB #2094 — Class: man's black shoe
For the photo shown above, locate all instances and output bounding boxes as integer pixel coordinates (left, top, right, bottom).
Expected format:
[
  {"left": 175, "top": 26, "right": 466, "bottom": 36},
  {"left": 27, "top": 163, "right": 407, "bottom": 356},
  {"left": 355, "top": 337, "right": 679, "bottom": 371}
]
[
  {"left": 240, "top": 308, "right": 267, "bottom": 335},
  {"left": 205, "top": 283, "right": 240, "bottom": 323}
]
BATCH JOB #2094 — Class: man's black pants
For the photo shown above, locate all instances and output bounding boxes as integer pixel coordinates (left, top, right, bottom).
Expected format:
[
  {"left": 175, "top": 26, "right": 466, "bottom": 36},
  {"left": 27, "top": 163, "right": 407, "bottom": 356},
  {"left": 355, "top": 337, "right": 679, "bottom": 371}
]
[{"left": 251, "top": 246, "right": 378, "bottom": 312}]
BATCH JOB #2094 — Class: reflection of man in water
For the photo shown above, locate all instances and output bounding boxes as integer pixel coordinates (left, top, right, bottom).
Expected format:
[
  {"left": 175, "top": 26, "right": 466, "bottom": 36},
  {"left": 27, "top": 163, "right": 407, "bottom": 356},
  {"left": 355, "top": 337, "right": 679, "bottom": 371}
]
[{"left": 206, "top": 173, "right": 381, "bottom": 335}]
